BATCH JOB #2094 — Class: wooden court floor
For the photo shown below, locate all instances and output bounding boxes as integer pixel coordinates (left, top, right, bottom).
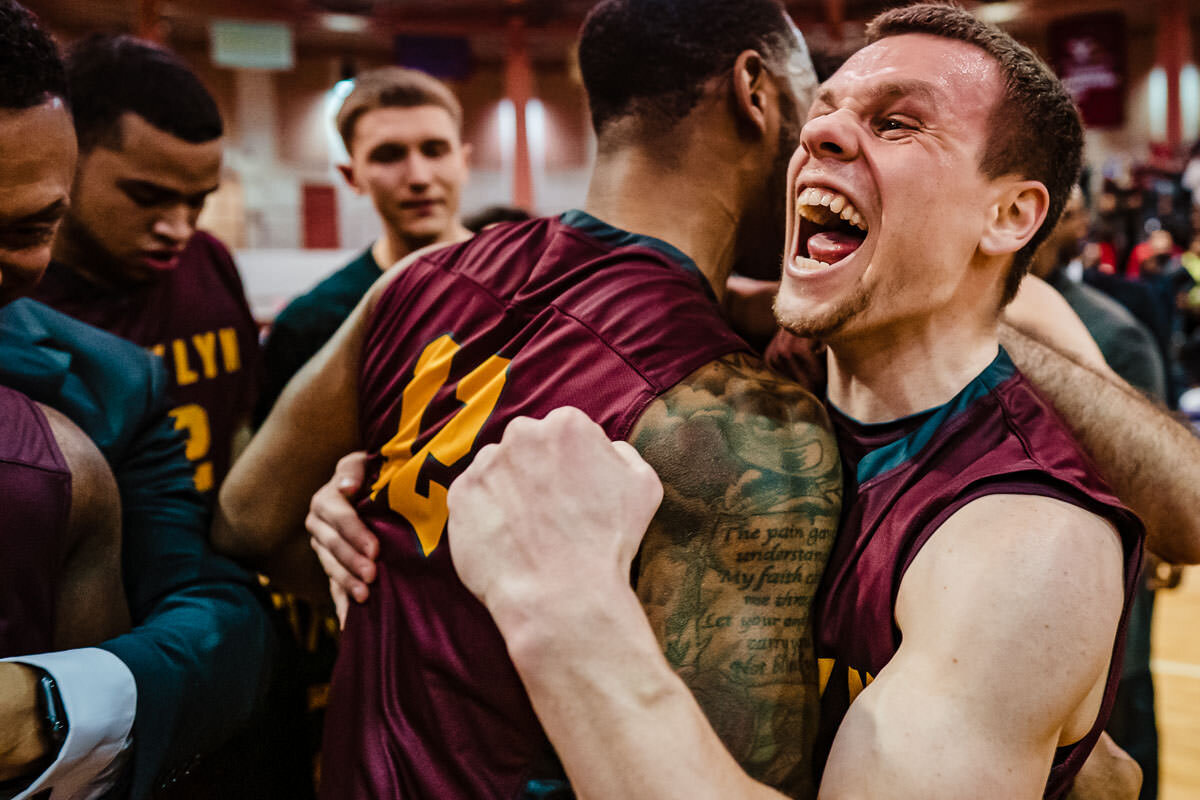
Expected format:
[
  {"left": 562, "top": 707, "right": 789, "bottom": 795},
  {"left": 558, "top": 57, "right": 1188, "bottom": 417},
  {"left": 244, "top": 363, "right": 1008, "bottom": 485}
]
[{"left": 1152, "top": 568, "right": 1200, "bottom": 799}]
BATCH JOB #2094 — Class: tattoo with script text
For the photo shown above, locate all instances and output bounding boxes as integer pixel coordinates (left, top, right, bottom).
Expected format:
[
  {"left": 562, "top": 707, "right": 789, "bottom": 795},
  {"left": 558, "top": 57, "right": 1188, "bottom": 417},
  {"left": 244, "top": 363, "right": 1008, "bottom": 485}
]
[{"left": 630, "top": 352, "right": 841, "bottom": 798}]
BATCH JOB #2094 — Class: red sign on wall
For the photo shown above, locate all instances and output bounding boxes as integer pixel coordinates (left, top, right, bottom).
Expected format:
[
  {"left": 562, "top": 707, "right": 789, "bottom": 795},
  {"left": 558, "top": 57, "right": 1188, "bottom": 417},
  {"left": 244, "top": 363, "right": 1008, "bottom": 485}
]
[
  {"left": 302, "top": 184, "right": 339, "bottom": 250},
  {"left": 1049, "top": 12, "right": 1127, "bottom": 129}
]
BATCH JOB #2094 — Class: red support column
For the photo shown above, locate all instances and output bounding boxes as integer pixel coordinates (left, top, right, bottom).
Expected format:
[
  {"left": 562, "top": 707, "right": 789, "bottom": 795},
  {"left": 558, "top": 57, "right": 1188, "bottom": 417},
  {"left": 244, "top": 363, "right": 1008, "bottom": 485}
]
[
  {"left": 1157, "top": 0, "right": 1189, "bottom": 152},
  {"left": 506, "top": 16, "right": 535, "bottom": 211},
  {"left": 136, "top": 0, "right": 164, "bottom": 43},
  {"left": 823, "top": 0, "right": 845, "bottom": 41}
]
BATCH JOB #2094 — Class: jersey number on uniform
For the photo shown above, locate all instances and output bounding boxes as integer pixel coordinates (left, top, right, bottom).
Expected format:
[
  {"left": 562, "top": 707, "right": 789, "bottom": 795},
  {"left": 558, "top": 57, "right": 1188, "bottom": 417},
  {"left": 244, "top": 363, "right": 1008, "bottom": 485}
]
[
  {"left": 168, "top": 404, "right": 213, "bottom": 492},
  {"left": 370, "top": 334, "right": 510, "bottom": 556}
]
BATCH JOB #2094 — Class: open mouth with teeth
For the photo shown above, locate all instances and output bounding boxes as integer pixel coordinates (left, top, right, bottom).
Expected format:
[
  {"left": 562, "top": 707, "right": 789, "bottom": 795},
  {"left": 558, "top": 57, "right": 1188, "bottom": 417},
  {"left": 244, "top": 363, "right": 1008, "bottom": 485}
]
[{"left": 794, "top": 187, "right": 869, "bottom": 269}]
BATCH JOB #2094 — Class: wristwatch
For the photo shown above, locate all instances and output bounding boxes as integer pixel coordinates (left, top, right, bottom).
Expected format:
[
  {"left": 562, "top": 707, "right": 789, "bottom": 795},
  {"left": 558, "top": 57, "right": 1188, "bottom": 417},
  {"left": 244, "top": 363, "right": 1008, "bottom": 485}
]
[
  {"left": 34, "top": 669, "right": 67, "bottom": 754},
  {"left": 0, "top": 668, "right": 68, "bottom": 800}
]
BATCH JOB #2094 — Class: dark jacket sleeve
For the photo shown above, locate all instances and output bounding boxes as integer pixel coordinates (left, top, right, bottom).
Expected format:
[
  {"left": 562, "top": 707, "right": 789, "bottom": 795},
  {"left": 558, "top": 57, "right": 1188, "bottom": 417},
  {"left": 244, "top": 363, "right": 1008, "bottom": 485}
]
[
  {"left": 0, "top": 299, "right": 275, "bottom": 799},
  {"left": 99, "top": 394, "right": 276, "bottom": 799}
]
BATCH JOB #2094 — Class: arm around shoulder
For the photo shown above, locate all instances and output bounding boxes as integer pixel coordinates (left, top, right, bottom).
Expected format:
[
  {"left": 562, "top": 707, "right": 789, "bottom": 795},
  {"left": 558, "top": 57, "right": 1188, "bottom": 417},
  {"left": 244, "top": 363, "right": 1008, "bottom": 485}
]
[{"left": 1000, "top": 322, "right": 1200, "bottom": 563}]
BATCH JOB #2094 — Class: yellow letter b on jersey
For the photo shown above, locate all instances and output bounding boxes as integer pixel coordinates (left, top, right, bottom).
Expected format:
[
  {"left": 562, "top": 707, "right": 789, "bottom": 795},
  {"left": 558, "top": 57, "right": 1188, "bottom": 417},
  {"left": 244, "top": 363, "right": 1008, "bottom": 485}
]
[{"left": 370, "top": 335, "right": 510, "bottom": 556}]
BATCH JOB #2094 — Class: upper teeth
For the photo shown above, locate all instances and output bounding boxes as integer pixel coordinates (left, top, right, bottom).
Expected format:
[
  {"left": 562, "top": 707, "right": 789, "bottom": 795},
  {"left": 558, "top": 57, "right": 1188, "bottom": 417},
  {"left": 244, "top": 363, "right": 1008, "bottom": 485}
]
[{"left": 796, "top": 187, "right": 867, "bottom": 231}]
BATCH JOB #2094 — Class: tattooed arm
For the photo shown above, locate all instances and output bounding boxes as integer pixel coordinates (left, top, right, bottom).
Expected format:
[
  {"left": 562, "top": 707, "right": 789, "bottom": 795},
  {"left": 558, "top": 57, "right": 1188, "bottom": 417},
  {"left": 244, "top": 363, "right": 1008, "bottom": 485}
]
[
  {"left": 448, "top": 354, "right": 841, "bottom": 799},
  {"left": 633, "top": 354, "right": 841, "bottom": 794}
]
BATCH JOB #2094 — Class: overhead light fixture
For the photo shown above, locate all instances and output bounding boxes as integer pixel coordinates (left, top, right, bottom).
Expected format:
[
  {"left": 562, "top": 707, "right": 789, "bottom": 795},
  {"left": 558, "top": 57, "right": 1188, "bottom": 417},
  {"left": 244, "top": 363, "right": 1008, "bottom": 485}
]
[
  {"left": 321, "top": 13, "right": 369, "bottom": 34},
  {"left": 974, "top": 2, "right": 1024, "bottom": 26}
]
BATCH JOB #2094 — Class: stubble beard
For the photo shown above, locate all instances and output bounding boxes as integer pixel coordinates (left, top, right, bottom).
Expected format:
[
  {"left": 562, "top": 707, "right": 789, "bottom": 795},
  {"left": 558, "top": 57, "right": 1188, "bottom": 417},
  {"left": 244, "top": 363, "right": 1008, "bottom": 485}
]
[{"left": 773, "top": 282, "right": 872, "bottom": 342}]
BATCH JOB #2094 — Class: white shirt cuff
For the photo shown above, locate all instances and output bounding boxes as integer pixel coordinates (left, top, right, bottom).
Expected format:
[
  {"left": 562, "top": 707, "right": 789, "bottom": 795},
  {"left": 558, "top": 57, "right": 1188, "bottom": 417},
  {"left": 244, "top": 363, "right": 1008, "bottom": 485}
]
[{"left": 2, "top": 648, "right": 136, "bottom": 800}]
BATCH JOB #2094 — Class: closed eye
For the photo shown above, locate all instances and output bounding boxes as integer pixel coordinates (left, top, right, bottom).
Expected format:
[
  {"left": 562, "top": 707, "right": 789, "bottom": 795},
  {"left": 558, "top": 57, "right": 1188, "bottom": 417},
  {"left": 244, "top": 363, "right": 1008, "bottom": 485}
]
[{"left": 874, "top": 116, "right": 920, "bottom": 137}]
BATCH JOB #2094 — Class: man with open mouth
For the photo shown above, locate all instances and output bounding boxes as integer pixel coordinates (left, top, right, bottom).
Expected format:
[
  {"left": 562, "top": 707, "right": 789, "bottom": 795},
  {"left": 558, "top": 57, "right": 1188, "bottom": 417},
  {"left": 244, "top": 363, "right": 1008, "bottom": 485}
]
[
  {"left": 31, "top": 34, "right": 260, "bottom": 498},
  {"left": 442, "top": 4, "right": 1200, "bottom": 799}
]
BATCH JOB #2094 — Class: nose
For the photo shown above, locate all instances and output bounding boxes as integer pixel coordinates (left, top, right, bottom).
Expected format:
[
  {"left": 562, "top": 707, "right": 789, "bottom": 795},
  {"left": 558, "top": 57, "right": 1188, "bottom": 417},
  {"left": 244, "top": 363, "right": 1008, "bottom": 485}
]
[
  {"left": 800, "top": 108, "right": 860, "bottom": 162},
  {"left": 152, "top": 205, "right": 193, "bottom": 246},
  {"left": 405, "top": 153, "right": 433, "bottom": 189}
]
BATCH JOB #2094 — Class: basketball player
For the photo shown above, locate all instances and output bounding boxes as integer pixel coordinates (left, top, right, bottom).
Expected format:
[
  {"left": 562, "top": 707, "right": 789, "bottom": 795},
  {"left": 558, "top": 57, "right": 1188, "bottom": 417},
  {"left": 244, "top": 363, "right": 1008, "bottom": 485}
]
[{"left": 33, "top": 34, "right": 260, "bottom": 496}]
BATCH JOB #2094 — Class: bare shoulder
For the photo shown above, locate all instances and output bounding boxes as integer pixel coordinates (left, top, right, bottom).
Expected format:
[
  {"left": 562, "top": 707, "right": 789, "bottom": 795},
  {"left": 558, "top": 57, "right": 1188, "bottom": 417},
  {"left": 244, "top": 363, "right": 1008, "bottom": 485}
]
[
  {"left": 897, "top": 493, "right": 1125, "bottom": 744},
  {"left": 37, "top": 402, "right": 119, "bottom": 520},
  {"left": 631, "top": 351, "right": 839, "bottom": 507},
  {"left": 901, "top": 493, "right": 1125, "bottom": 617},
  {"left": 38, "top": 402, "right": 128, "bottom": 649}
]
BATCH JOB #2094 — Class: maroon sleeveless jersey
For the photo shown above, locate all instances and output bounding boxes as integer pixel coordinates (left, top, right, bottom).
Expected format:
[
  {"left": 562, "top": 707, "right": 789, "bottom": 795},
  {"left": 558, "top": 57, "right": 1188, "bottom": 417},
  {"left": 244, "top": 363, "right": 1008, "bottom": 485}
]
[
  {"left": 321, "top": 211, "right": 749, "bottom": 799},
  {"left": 813, "top": 349, "right": 1143, "bottom": 798},
  {"left": 32, "top": 231, "right": 260, "bottom": 494},
  {"left": 0, "top": 385, "right": 70, "bottom": 657}
]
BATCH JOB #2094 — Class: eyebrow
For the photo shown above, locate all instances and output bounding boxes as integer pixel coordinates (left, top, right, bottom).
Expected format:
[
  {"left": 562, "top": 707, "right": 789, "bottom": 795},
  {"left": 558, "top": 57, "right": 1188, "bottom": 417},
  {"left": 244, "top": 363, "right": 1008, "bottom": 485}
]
[
  {"left": 117, "top": 179, "right": 218, "bottom": 202},
  {"left": 816, "top": 79, "right": 941, "bottom": 110},
  {"left": 0, "top": 197, "right": 68, "bottom": 225}
]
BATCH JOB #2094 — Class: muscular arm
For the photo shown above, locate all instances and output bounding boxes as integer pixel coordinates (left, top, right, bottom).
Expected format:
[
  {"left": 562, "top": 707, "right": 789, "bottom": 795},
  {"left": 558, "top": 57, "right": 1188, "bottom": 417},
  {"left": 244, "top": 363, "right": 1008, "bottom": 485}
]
[
  {"left": 448, "top": 352, "right": 841, "bottom": 799},
  {"left": 214, "top": 261, "right": 403, "bottom": 591},
  {"left": 820, "top": 495, "right": 1125, "bottom": 799},
  {"left": 212, "top": 309, "right": 363, "bottom": 593},
  {"left": 1000, "top": 322, "right": 1200, "bottom": 564},
  {"left": 41, "top": 403, "right": 129, "bottom": 650},
  {"left": 631, "top": 353, "right": 841, "bottom": 793}
]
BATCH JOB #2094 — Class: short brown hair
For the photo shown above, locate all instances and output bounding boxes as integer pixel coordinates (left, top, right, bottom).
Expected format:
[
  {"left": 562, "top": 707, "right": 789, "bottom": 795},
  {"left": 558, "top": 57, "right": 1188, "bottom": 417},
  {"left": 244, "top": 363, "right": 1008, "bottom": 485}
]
[
  {"left": 867, "top": 3, "right": 1083, "bottom": 305},
  {"left": 336, "top": 66, "right": 462, "bottom": 153}
]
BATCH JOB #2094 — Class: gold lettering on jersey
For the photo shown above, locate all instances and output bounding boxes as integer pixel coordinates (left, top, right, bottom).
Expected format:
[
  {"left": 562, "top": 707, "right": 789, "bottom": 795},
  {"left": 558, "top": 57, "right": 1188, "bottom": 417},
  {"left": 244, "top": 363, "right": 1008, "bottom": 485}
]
[
  {"left": 168, "top": 403, "right": 213, "bottom": 492},
  {"left": 173, "top": 340, "right": 199, "bottom": 386},
  {"left": 192, "top": 331, "right": 219, "bottom": 379},
  {"left": 148, "top": 329, "right": 243, "bottom": 385},
  {"left": 218, "top": 327, "right": 241, "bottom": 372},
  {"left": 144, "top": 328, "right": 247, "bottom": 492},
  {"left": 818, "top": 657, "right": 835, "bottom": 695},
  {"left": 818, "top": 658, "right": 875, "bottom": 705},
  {"left": 370, "top": 334, "right": 510, "bottom": 556}
]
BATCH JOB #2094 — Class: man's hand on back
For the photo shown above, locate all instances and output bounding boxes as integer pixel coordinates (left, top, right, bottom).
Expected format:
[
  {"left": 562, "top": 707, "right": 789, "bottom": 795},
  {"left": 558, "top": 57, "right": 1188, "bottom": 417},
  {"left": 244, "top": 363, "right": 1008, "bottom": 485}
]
[{"left": 307, "top": 451, "right": 377, "bottom": 627}]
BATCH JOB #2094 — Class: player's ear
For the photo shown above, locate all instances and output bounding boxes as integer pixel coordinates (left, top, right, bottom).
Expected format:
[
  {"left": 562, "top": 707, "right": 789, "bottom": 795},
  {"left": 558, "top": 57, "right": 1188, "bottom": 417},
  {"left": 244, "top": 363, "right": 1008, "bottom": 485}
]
[
  {"left": 732, "top": 49, "right": 771, "bottom": 137},
  {"left": 980, "top": 179, "right": 1049, "bottom": 256},
  {"left": 337, "top": 162, "right": 363, "bottom": 194}
]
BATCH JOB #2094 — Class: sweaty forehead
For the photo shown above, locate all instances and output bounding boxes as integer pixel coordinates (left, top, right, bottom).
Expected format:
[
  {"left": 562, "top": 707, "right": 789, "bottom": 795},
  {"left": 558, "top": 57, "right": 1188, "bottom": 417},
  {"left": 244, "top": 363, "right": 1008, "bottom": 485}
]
[{"left": 823, "top": 33, "right": 1003, "bottom": 111}]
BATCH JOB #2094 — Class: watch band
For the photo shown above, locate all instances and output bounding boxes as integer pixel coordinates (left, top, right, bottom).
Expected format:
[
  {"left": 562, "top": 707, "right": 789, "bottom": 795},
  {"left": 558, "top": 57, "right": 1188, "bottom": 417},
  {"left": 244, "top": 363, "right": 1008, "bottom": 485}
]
[{"left": 34, "top": 669, "right": 67, "bottom": 751}]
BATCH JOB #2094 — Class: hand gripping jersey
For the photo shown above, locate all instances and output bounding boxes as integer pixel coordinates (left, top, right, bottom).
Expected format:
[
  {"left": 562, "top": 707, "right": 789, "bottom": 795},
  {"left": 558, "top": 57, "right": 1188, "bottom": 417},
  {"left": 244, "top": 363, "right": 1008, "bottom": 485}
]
[
  {"left": 813, "top": 349, "right": 1143, "bottom": 798},
  {"left": 0, "top": 384, "right": 69, "bottom": 657},
  {"left": 320, "top": 211, "right": 750, "bottom": 799},
  {"left": 32, "top": 232, "right": 260, "bottom": 494}
]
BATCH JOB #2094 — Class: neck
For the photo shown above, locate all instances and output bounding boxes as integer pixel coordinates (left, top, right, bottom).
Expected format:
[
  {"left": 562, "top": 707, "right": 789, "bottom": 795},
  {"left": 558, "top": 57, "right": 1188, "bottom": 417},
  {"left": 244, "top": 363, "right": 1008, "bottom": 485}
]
[
  {"left": 373, "top": 221, "right": 472, "bottom": 272},
  {"left": 584, "top": 143, "right": 745, "bottom": 302},
  {"left": 824, "top": 310, "right": 1000, "bottom": 424}
]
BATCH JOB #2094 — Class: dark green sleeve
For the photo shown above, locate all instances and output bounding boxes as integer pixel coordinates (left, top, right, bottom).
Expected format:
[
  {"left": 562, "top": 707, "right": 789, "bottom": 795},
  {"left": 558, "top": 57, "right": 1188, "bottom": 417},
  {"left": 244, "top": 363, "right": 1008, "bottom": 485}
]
[
  {"left": 254, "top": 304, "right": 341, "bottom": 428},
  {"left": 98, "top": 398, "right": 275, "bottom": 798}
]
